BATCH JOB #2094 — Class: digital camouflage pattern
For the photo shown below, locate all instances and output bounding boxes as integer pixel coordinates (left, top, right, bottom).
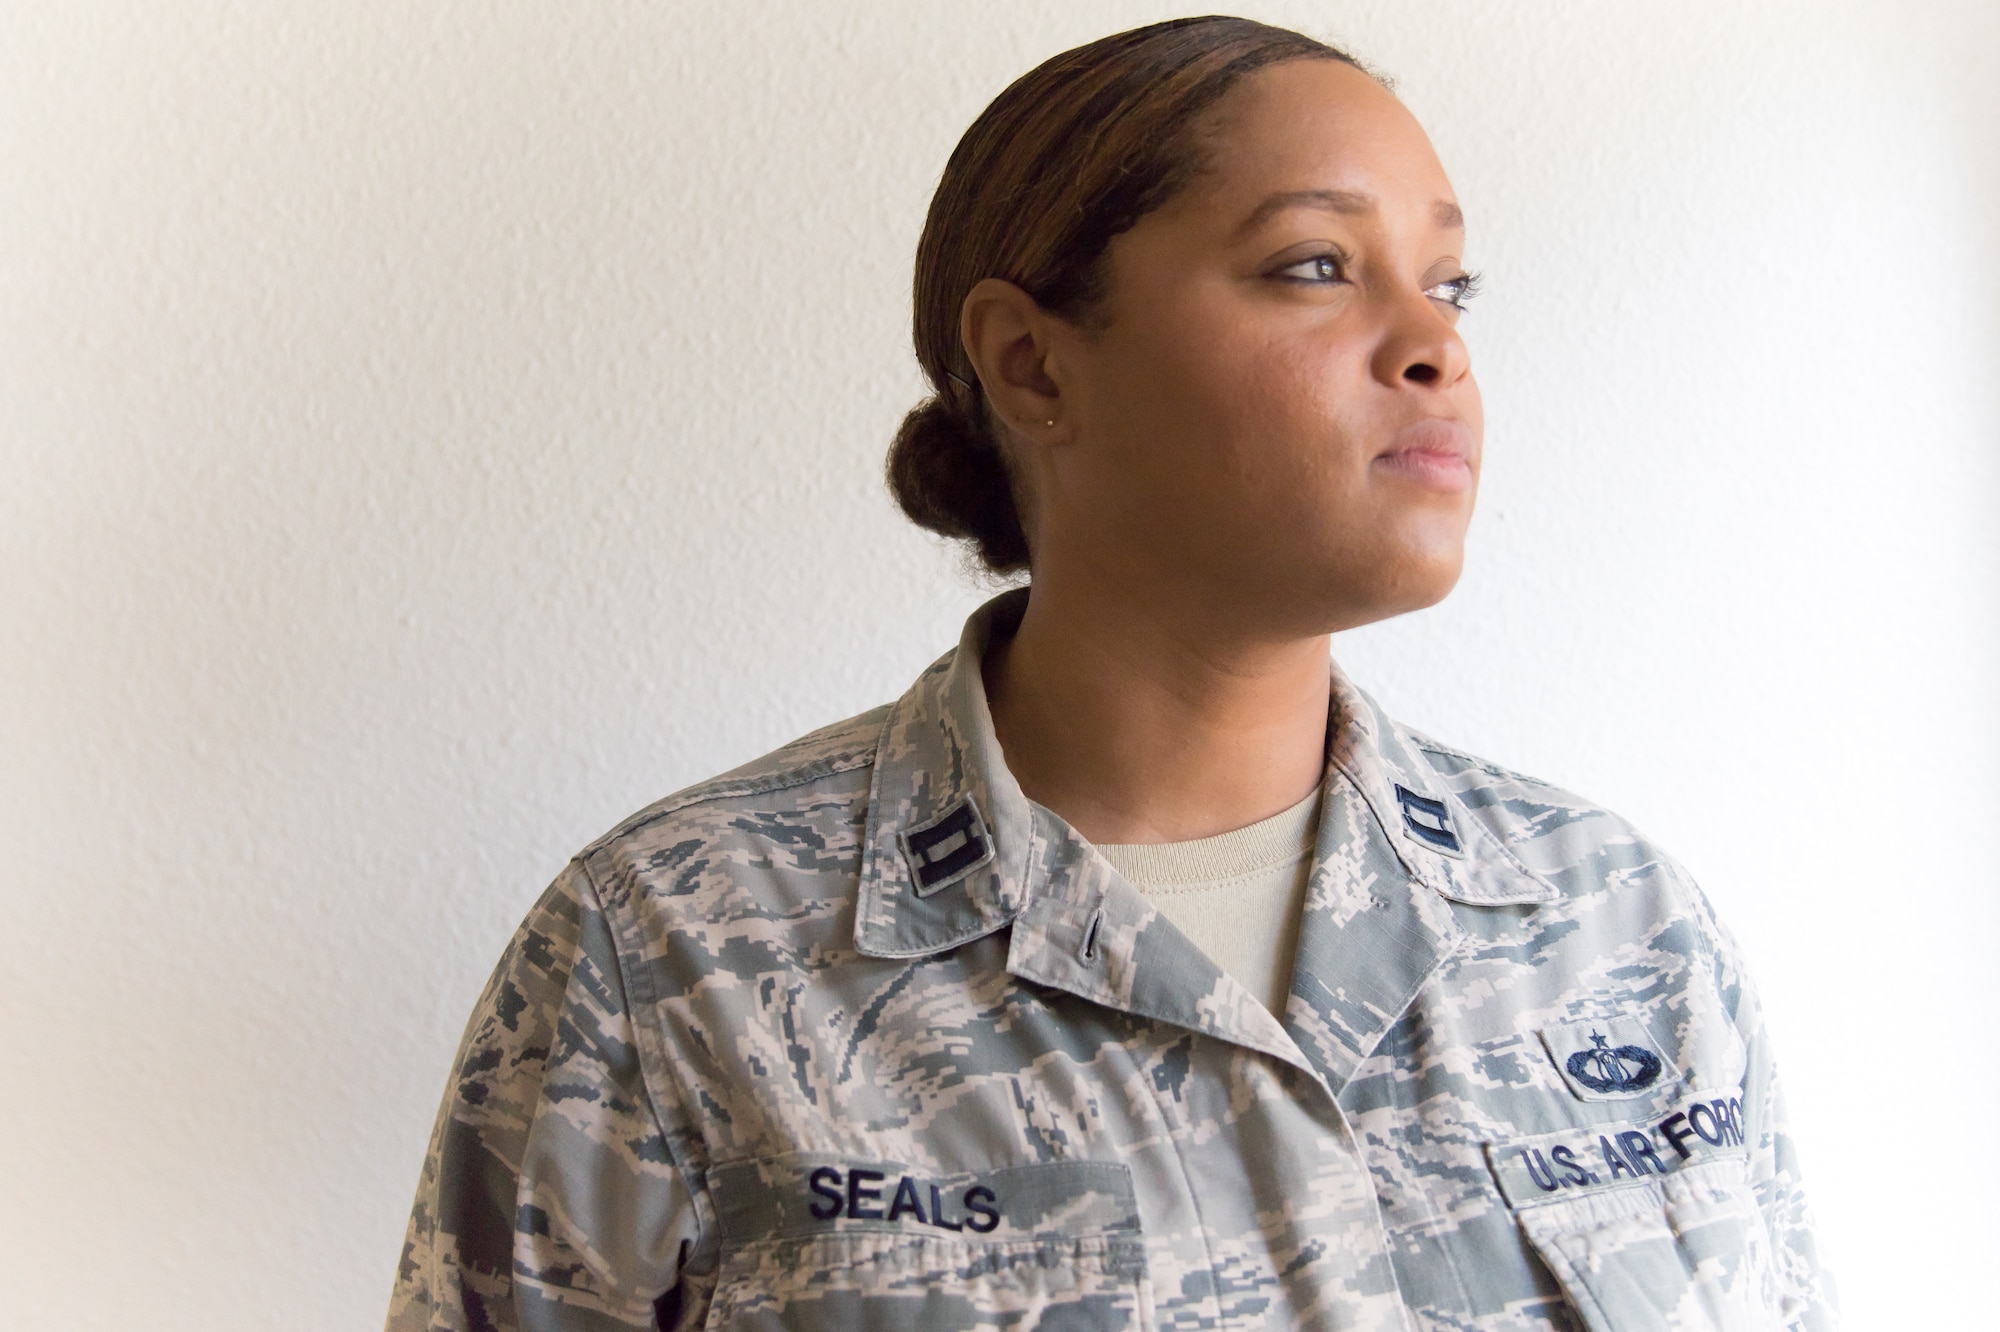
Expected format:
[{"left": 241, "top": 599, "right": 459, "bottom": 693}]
[{"left": 389, "top": 591, "right": 1835, "bottom": 1331}]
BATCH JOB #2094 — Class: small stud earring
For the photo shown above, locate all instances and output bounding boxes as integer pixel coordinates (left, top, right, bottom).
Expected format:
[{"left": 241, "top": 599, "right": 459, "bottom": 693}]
[{"left": 1044, "top": 418, "right": 1056, "bottom": 428}]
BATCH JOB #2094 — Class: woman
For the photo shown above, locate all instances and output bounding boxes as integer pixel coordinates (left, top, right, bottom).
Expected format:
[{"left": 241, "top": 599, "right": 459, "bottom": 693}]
[{"left": 389, "top": 18, "right": 1833, "bottom": 1332}]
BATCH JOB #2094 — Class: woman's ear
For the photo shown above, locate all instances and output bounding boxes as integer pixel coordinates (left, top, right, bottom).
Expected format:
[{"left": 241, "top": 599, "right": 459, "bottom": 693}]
[{"left": 960, "top": 278, "right": 1067, "bottom": 444}]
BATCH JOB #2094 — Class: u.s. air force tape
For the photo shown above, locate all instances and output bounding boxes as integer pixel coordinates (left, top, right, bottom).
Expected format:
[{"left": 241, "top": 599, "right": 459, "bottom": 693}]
[{"left": 1483, "top": 1089, "right": 1749, "bottom": 1208}]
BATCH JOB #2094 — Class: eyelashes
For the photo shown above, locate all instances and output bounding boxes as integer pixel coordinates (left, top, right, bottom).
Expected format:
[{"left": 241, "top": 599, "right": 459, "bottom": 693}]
[
  {"left": 1427, "top": 271, "right": 1482, "bottom": 311},
  {"left": 1271, "top": 252, "right": 1484, "bottom": 313}
]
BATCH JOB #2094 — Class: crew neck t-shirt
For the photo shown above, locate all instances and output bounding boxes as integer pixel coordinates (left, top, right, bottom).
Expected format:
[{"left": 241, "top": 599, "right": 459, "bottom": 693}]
[{"left": 1094, "top": 786, "right": 1321, "bottom": 1016}]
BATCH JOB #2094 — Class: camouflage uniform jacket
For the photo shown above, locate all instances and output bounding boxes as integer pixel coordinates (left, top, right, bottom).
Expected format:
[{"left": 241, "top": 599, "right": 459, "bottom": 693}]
[{"left": 389, "top": 592, "right": 1835, "bottom": 1332}]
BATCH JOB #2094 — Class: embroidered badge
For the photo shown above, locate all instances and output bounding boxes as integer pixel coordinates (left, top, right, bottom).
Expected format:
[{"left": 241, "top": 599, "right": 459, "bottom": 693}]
[
  {"left": 1566, "top": 1031, "right": 1662, "bottom": 1094},
  {"left": 1484, "top": 1088, "right": 1749, "bottom": 1208},
  {"left": 898, "top": 795, "right": 994, "bottom": 897},
  {"left": 1540, "top": 1016, "right": 1674, "bottom": 1102},
  {"left": 1393, "top": 783, "right": 1460, "bottom": 853}
]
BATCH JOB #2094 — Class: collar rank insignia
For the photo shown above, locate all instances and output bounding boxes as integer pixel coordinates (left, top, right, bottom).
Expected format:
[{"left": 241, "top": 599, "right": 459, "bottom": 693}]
[
  {"left": 1393, "top": 783, "right": 1460, "bottom": 853},
  {"left": 899, "top": 795, "right": 994, "bottom": 898}
]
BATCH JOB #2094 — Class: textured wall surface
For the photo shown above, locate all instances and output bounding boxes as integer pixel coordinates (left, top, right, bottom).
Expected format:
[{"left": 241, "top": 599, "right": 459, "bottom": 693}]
[{"left": 2, "top": 2, "right": 1993, "bottom": 1327}]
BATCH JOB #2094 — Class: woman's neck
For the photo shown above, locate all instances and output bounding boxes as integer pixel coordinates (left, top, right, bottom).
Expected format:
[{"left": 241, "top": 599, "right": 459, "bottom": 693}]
[{"left": 981, "top": 580, "right": 1332, "bottom": 846}]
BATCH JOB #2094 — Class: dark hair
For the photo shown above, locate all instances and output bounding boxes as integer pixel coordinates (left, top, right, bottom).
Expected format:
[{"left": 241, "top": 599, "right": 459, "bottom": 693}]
[{"left": 885, "top": 17, "right": 1359, "bottom": 574}]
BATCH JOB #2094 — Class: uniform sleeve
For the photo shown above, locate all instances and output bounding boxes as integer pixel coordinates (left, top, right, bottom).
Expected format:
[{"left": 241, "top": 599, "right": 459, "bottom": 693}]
[
  {"left": 1680, "top": 869, "right": 1839, "bottom": 1332},
  {"left": 387, "top": 862, "right": 701, "bottom": 1332}
]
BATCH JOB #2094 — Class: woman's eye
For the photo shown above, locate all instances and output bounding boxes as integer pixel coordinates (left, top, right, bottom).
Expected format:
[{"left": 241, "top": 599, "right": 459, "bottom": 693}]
[
  {"left": 1274, "top": 254, "right": 1346, "bottom": 284},
  {"left": 1426, "top": 272, "right": 1484, "bottom": 311}
]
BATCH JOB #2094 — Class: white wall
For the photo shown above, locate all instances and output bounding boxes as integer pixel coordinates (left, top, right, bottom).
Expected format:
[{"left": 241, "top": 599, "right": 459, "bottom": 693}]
[{"left": 2, "top": 2, "right": 1992, "bottom": 1326}]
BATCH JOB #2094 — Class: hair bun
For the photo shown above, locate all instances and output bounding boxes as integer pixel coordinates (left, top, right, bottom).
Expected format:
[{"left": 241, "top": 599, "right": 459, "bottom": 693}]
[{"left": 886, "top": 398, "right": 1031, "bottom": 574}]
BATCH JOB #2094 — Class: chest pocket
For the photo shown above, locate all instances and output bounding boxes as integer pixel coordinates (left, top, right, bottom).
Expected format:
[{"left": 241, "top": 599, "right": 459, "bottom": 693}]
[
  {"left": 701, "top": 1156, "right": 1152, "bottom": 1332},
  {"left": 1516, "top": 1160, "right": 1787, "bottom": 1332},
  {"left": 1488, "top": 1088, "right": 1800, "bottom": 1328},
  {"left": 1486, "top": 1093, "right": 1786, "bottom": 1331}
]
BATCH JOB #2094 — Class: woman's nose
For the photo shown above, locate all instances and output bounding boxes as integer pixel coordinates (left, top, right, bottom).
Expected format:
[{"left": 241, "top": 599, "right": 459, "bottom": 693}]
[{"left": 1370, "top": 289, "right": 1471, "bottom": 390}]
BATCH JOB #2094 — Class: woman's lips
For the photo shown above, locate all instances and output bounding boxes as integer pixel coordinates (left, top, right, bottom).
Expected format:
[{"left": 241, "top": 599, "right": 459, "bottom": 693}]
[{"left": 1373, "top": 418, "right": 1474, "bottom": 493}]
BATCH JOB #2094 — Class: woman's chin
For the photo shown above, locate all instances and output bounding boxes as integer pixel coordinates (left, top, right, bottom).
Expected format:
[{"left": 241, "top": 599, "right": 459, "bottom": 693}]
[{"left": 1316, "top": 543, "right": 1467, "bottom": 631}]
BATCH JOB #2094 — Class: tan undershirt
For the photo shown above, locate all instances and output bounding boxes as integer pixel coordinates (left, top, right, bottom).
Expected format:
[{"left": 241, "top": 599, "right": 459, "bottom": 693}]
[{"left": 1094, "top": 786, "right": 1321, "bottom": 1016}]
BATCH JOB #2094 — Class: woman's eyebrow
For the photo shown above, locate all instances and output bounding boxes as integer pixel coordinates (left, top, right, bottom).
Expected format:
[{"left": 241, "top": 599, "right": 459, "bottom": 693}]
[{"left": 1233, "top": 188, "right": 1464, "bottom": 237}]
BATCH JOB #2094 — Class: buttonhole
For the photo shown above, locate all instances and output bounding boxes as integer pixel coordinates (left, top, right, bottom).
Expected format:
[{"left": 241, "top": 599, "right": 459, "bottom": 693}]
[{"left": 1079, "top": 910, "right": 1102, "bottom": 963}]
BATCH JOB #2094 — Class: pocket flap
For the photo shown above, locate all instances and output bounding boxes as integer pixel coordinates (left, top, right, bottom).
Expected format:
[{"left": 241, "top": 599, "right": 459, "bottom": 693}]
[{"left": 1511, "top": 1161, "right": 1785, "bottom": 1332}]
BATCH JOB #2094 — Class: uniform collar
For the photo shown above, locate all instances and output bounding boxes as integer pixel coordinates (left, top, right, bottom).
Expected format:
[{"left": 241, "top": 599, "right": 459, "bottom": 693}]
[
  {"left": 1325, "top": 666, "right": 1560, "bottom": 910},
  {"left": 854, "top": 591, "right": 1557, "bottom": 1087},
  {"left": 853, "top": 591, "right": 1033, "bottom": 959},
  {"left": 1277, "top": 664, "right": 1558, "bottom": 1093},
  {"left": 853, "top": 589, "right": 1307, "bottom": 1067}
]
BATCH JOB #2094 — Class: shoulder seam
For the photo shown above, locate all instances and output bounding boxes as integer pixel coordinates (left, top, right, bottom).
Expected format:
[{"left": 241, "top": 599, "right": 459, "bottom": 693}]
[
  {"left": 1411, "top": 737, "right": 1562, "bottom": 793},
  {"left": 568, "top": 844, "right": 716, "bottom": 1232},
  {"left": 564, "top": 856, "right": 710, "bottom": 1260},
  {"left": 592, "top": 749, "right": 878, "bottom": 848}
]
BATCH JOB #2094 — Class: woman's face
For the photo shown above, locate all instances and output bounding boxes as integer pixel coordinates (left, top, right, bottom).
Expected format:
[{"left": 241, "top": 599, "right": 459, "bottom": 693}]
[{"left": 1039, "top": 58, "right": 1481, "bottom": 638}]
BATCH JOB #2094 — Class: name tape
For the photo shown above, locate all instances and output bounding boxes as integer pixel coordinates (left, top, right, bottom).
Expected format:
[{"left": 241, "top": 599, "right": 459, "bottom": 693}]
[
  {"left": 1485, "top": 1090, "right": 1749, "bottom": 1208},
  {"left": 805, "top": 1166, "right": 1001, "bottom": 1233}
]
